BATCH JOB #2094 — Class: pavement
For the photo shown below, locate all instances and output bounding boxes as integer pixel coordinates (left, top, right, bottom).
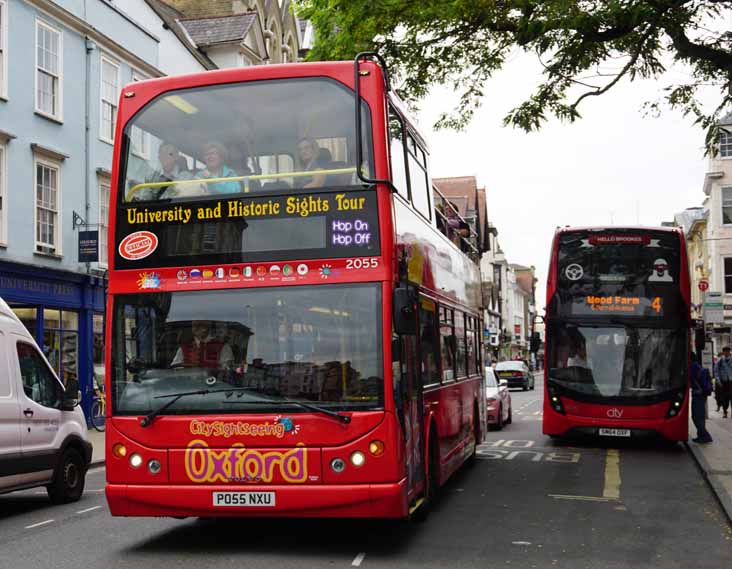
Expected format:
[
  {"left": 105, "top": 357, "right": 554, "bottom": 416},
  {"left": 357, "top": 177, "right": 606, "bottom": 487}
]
[
  {"left": 87, "top": 428, "right": 105, "bottom": 467},
  {"left": 686, "top": 401, "right": 732, "bottom": 525}
]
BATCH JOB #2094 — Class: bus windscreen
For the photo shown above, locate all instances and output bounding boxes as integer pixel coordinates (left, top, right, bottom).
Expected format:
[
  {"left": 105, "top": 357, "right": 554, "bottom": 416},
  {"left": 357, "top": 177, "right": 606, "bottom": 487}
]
[{"left": 110, "top": 283, "right": 383, "bottom": 416}]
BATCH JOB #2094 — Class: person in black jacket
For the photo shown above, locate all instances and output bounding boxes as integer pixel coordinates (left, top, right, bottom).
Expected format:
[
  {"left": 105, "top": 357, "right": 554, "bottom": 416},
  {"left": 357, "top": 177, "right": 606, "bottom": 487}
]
[{"left": 691, "top": 353, "right": 713, "bottom": 444}]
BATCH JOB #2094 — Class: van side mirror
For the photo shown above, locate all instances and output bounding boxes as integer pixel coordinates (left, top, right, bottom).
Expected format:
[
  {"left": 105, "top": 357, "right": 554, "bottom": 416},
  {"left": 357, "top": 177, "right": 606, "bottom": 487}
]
[
  {"left": 61, "top": 378, "right": 80, "bottom": 411},
  {"left": 393, "top": 286, "right": 417, "bottom": 335},
  {"left": 499, "top": 379, "right": 508, "bottom": 387}
]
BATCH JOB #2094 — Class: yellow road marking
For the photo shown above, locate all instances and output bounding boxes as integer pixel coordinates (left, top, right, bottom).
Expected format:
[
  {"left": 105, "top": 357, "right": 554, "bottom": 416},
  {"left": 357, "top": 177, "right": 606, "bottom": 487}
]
[
  {"left": 603, "top": 449, "right": 621, "bottom": 500},
  {"left": 549, "top": 494, "right": 614, "bottom": 502}
]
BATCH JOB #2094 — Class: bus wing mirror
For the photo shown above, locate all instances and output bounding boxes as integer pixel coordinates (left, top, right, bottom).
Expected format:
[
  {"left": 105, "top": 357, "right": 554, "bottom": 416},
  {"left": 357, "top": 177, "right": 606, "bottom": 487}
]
[{"left": 393, "top": 286, "right": 417, "bottom": 335}]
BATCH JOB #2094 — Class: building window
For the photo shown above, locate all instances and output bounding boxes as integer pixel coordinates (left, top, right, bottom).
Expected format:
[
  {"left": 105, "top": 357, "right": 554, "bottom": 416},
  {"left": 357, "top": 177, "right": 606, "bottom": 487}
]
[
  {"left": 34, "top": 158, "right": 60, "bottom": 254},
  {"left": 0, "top": 0, "right": 7, "bottom": 99},
  {"left": 100, "top": 55, "right": 119, "bottom": 143},
  {"left": 0, "top": 142, "right": 5, "bottom": 244},
  {"left": 93, "top": 313, "right": 104, "bottom": 391},
  {"left": 98, "top": 178, "right": 110, "bottom": 266},
  {"left": 130, "top": 72, "right": 148, "bottom": 156},
  {"left": 723, "top": 187, "right": 732, "bottom": 225},
  {"left": 721, "top": 130, "right": 732, "bottom": 158},
  {"left": 42, "top": 308, "right": 78, "bottom": 386},
  {"left": 35, "top": 20, "right": 62, "bottom": 119},
  {"left": 725, "top": 258, "right": 732, "bottom": 294}
]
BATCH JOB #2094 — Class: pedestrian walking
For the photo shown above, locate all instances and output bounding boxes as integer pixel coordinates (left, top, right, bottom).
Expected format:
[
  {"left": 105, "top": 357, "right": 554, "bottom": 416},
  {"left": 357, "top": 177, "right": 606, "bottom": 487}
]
[
  {"left": 690, "top": 354, "right": 713, "bottom": 443},
  {"left": 713, "top": 346, "right": 732, "bottom": 418}
]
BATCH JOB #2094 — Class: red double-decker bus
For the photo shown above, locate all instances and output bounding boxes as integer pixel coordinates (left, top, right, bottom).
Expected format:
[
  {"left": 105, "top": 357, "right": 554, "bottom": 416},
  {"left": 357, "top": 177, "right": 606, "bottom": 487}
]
[
  {"left": 543, "top": 227, "right": 691, "bottom": 441},
  {"left": 104, "top": 55, "right": 485, "bottom": 519}
]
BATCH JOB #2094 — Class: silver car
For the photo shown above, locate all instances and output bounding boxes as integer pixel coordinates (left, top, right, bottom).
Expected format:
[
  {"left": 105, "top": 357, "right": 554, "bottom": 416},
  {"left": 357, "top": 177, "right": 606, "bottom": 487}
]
[{"left": 485, "top": 367, "right": 512, "bottom": 429}]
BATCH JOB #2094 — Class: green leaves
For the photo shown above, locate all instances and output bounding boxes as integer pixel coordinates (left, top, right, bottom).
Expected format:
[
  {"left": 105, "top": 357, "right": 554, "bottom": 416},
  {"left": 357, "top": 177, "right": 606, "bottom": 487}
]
[{"left": 295, "top": 0, "right": 732, "bottom": 154}]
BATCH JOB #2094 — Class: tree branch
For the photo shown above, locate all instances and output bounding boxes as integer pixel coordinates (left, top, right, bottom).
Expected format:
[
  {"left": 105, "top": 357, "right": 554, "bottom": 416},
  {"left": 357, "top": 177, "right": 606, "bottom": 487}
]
[{"left": 664, "top": 23, "right": 732, "bottom": 68}]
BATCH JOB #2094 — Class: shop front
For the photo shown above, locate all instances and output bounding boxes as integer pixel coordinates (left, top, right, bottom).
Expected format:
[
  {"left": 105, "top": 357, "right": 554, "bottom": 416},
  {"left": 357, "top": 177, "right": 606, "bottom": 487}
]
[{"left": 0, "top": 261, "right": 105, "bottom": 422}]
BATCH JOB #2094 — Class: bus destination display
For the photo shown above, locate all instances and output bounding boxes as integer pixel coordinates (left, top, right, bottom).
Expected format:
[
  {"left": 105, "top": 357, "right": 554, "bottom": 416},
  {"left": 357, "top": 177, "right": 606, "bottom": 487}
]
[{"left": 115, "top": 189, "right": 380, "bottom": 269}]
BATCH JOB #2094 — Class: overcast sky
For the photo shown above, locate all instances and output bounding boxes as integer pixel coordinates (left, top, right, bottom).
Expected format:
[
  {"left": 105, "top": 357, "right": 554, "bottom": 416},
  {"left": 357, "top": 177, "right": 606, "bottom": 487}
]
[{"left": 418, "top": 51, "right": 714, "bottom": 310}]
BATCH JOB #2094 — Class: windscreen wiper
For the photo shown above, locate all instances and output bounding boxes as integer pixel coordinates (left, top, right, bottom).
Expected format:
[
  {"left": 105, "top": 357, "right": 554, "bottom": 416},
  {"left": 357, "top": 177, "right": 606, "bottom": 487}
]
[
  {"left": 223, "top": 393, "right": 351, "bottom": 424},
  {"left": 140, "top": 386, "right": 263, "bottom": 427}
]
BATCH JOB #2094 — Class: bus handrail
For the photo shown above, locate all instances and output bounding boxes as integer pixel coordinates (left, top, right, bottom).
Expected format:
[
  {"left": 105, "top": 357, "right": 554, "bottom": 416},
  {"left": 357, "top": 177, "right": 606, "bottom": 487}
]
[{"left": 125, "top": 167, "right": 358, "bottom": 201}]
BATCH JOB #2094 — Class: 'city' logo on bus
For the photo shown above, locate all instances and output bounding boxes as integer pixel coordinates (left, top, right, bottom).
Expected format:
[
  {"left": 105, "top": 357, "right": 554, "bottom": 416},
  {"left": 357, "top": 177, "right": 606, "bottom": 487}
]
[
  {"left": 606, "top": 408, "right": 623, "bottom": 418},
  {"left": 119, "top": 231, "right": 158, "bottom": 260}
]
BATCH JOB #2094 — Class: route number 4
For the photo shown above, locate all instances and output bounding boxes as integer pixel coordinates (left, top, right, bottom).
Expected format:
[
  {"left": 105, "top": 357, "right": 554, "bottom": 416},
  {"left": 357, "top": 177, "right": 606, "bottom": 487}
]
[{"left": 652, "top": 296, "right": 662, "bottom": 314}]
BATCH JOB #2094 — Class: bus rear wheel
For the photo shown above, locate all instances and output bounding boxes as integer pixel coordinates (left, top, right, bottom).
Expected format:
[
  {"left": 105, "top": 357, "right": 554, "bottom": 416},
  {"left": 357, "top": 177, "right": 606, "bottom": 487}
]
[{"left": 413, "top": 433, "right": 439, "bottom": 523}]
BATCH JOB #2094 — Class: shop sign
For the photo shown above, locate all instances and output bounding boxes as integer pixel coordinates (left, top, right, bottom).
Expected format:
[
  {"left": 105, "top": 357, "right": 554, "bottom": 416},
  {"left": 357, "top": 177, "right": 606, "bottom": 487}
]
[{"left": 78, "top": 230, "right": 99, "bottom": 263}]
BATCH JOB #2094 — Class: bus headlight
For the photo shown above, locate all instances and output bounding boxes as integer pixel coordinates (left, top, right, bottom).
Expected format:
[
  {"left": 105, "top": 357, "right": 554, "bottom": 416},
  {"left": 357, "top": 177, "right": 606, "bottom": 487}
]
[
  {"left": 666, "top": 390, "right": 685, "bottom": 418},
  {"left": 547, "top": 386, "right": 565, "bottom": 415},
  {"left": 350, "top": 451, "right": 366, "bottom": 467},
  {"left": 129, "top": 453, "right": 143, "bottom": 468}
]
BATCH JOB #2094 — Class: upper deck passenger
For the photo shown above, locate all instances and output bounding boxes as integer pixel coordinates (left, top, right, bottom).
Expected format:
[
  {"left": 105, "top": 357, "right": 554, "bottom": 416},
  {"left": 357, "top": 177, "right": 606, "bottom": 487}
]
[{"left": 196, "top": 141, "right": 241, "bottom": 195}]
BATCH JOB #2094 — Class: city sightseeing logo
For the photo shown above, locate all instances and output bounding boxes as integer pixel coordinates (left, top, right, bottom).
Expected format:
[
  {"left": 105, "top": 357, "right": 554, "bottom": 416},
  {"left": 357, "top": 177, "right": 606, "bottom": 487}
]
[
  {"left": 137, "top": 272, "right": 161, "bottom": 289},
  {"left": 319, "top": 264, "right": 332, "bottom": 279}
]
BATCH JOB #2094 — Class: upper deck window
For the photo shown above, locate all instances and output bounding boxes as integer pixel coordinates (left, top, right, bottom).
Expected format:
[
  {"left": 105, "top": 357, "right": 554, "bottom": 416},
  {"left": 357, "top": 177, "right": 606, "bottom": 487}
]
[{"left": 120, "top": 78, "right": 373, "bottom": 204}]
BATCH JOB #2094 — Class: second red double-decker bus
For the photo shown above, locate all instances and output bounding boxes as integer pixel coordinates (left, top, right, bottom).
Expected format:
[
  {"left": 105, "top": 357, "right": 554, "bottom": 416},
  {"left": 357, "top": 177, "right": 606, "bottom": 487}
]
[
  {"left": 543, "top": 227, "right": 691, "bottom": 441},
  {"left": 103, "top": 55, "right": 485, "bottom": 519}
]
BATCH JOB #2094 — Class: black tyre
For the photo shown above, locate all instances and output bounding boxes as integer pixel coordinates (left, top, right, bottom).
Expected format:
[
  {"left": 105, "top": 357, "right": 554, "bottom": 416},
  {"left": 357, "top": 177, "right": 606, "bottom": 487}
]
[
  {"left": 47, "top": 448, "right": 86, "bottom": 504},
  {"left": 413, "top": 434, "right": 440, "bottom": 523},
  {"left": 468, "top": 408, "right": 480, "bottom": 463},
  {"left": 90, "top": 399, "right": 105, "bottom": 432},
  {"left": 495, "top": 405, "right": 504, "bottom": 430}
]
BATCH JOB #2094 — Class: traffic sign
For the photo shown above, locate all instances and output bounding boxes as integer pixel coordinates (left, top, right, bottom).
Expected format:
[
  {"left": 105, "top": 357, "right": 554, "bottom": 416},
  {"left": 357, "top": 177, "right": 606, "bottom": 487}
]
[{"left": 698, "top": 279, "right": 709, "bottom": 292}]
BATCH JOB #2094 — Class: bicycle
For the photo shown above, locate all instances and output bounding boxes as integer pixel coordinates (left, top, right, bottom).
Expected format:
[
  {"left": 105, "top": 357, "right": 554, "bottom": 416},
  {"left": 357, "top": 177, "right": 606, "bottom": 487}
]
[{"left": 90, "top": 386, "right": 106, "bottom": 432}]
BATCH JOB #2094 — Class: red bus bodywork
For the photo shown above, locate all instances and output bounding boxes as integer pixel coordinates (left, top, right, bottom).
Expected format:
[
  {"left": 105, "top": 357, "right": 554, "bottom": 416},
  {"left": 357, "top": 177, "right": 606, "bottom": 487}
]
[
  {"left": 104, "top": 61, "right": 484, "bottom": 518},
  {"left": 542, "top": 226, "right": 691, "bottom": 442}
]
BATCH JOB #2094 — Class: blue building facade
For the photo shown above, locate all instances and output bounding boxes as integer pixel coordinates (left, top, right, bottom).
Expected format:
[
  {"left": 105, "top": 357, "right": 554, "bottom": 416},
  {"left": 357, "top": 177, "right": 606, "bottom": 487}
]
[{"left": 0, "top": 0, "right": 163, "bottom": 419}]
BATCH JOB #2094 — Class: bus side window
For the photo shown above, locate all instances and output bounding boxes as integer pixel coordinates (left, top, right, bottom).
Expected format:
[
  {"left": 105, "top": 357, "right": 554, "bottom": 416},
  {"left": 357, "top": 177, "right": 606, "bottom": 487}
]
[
  {"left": 466, "top": 315, "right": 477, "bottom": 376},
  {"left": 455, "top": 311, "right": 467, "bottom": 378},
  {"left": 419, "top": 298, "right": 439, "bottom": 386},
  {"left": 440, "top": 307, "right": 455, "bottom": 381},
  {"left": 388, "top": 106, "right": 409, "bottom": 200}
]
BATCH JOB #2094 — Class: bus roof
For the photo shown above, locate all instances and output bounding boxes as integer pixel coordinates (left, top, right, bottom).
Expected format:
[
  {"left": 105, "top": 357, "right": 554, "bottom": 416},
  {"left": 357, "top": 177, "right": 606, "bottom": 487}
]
[{"left": 554, "top": 225, "right": 683, "bottom": 236}]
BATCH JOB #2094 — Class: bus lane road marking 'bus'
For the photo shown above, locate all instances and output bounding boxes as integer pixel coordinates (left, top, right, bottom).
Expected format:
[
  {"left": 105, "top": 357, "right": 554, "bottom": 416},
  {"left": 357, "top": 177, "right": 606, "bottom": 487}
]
[
  {"left": 352, "top": 552, "right": 366, "bottom": 566},
  {"left": 549, "top": 449, "right": 622, "bottom": 503},
  {"left": 476, "top": 439, "right": 582, "bottom": 463}
]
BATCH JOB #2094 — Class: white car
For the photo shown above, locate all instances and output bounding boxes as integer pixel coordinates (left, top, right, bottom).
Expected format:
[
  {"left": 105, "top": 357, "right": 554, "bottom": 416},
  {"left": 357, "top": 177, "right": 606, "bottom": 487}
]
[
  {"left": 486, "top": 366, "right": 512, "bottom": 429},
  {"left": 0, "top": 297, "right": 91, "bottom": 503}
]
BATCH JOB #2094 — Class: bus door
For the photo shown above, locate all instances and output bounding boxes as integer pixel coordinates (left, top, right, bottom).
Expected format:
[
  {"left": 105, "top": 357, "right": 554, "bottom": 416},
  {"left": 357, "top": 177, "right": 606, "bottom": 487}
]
[{"left": 394, "top": 333, "right": 425, "bottom": 501}]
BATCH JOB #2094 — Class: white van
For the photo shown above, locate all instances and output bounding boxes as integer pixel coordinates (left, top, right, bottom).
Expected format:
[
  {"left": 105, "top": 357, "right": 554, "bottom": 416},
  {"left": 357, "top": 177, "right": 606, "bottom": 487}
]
[{"left": 0, "top": 297, "right": 92, "bottom": 503}]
